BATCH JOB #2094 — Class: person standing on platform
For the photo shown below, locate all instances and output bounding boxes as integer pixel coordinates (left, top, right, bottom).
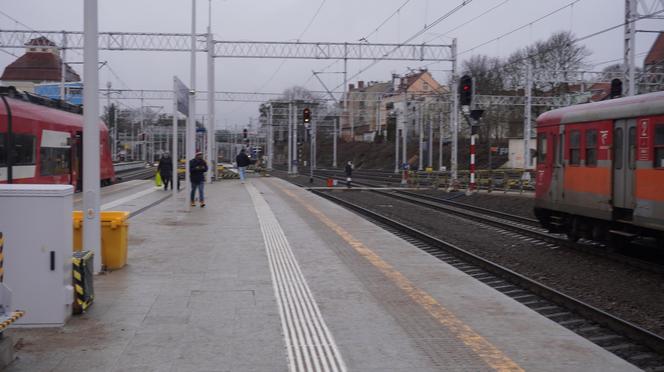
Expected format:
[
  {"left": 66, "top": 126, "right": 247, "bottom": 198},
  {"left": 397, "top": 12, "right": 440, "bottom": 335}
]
[
  {"left": 189, "top": 152, "right": 208, "bottom": 207},
  {"left": 345, "top": 160, "right": 353, "bottom": 188},
  {"left": 158, "top": 152, "right": 173, "bottom": 191},
  {"left": 236, "top": 148, "right": 251, "bottom": 184}
]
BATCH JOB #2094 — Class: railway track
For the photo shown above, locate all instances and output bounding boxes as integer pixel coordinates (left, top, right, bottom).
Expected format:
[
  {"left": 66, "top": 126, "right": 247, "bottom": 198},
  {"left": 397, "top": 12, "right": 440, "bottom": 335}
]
[
  {"left": 287, "top": 181, "right": 664, "bottom": 371},
  {"left": 313, "top": 171, "right": 664, "bottom": 274},
  {"left": 114, "top": 163, "right": 156, "bottom": 183}
]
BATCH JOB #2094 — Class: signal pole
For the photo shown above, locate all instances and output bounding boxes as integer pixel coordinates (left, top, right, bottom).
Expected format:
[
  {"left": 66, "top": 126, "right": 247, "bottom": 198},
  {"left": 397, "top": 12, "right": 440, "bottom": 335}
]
[
  {"left": 288, "top": 102, "right": 293, "bottom": 174},
  {"left": 450, "top": 39, "right": 459, "bottom": 189},
  {"left": 523, "top": 63, "right": 533, "bottom": 169},
  {"left": 438, "top": 111, "right": 444, "bottom": 171},
  {"left": 624, "top": 0, "right": 637, "bottom": 96},
  {"left": 428, "top": 104, "right": 433, "bottom": 168},
  {"left": 113, "top": 105, "right": 118, "bottom": 161},
  {"left": 418, "top": 103, "right": 424, "bottom": 171},
  {"left": 333, "top": 116, "right": 338, "bottom": 168},
  {"left": 267, "top": 104, "right": 273, "bottom": 170}
]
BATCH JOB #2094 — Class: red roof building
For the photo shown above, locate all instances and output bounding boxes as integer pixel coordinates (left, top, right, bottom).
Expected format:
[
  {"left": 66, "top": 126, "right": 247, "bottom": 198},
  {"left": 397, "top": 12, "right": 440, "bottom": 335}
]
[
  {"left": 0, "top": 37, "right": 80, "bottom": 91},
  {"left": 644, "top": 32, "right": 664, "bottom": 68}
]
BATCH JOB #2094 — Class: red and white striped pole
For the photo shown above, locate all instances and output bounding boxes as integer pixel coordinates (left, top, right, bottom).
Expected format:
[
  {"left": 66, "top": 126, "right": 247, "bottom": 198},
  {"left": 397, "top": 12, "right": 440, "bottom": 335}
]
[{"left": 469, "top": 133, "right": 476, "bottom": 193}]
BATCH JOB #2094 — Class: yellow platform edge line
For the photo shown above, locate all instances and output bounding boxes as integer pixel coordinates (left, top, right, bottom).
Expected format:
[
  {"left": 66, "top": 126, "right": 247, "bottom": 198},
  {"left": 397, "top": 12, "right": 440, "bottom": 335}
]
[{"left": 276, "top": 181, "right": 525, "bottom": 372}]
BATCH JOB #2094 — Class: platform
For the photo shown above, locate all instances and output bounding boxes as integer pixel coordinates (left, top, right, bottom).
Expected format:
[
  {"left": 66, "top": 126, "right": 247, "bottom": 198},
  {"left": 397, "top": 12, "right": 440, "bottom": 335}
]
[
  {"left": 5, "top": 177, "right": 638, "bottom": 371},
  {"left": 73, "top": 180, "right": 171, "bottom": 216}
]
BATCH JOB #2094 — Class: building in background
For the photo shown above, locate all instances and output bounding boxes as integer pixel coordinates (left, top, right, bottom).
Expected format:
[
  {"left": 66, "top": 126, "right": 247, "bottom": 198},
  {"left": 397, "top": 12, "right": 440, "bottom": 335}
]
[
  {"left": 641, "top": 32, "right": 664, "bottom": 94},
  {"left": 0, "top": 36, "right": 81, "bottom": 102},
  {"left": 341, "top": 69, "right": 447, "bottom": 142}
]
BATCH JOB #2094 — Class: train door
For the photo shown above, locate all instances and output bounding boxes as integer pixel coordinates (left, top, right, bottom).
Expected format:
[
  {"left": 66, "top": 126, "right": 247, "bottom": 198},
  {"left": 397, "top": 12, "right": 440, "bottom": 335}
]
[
  {"left": 551, "top": 128, "right": 564, "bottom": 204},
  {"left": 612, "top": 119, "right": 636, "bottom": 216},
  {"left": 71, "top": 131, "right": 82, "bottom": 191}
]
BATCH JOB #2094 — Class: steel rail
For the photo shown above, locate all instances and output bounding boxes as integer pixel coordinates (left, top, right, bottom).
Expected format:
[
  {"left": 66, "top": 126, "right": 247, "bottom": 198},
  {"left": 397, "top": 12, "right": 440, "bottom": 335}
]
[
  {"left": 313, "top": 171, "right": 664, "bottom": 274},
  {"left": 304, "top": 188, "right": 664, "bottom": 369}
]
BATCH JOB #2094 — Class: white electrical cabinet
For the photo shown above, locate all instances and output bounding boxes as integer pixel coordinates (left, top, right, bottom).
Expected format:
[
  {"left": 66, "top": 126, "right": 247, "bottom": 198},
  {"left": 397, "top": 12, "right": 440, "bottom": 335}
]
[{"left": 0, "top": 185, "right": 74, "bottom": 326}]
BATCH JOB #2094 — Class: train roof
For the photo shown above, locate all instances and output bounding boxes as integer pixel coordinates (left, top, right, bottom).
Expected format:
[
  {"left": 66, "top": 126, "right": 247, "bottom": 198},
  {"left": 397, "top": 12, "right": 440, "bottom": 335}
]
[
  {"left": 536, "top": 90, "right": 664, "bottom": 127},
  {"left": 0, "top": 95, "right": 108, "bottom": 132}
]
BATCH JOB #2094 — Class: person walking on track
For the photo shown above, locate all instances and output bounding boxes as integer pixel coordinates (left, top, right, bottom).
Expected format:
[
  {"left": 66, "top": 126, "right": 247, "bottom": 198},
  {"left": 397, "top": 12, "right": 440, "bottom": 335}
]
[
  {"left": 189, "top": 152, "right": 208, "bottom": 207},
  {"left": 158, "top": 152, "right": 173, "bottom": 191},
  {"left": 236, "top": 148, "right": 251, "bottom": 183}
]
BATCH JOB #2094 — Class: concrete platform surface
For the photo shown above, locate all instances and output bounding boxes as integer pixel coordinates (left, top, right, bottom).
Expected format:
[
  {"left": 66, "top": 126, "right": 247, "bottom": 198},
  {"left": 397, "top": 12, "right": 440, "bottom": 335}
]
[
  {"left": 74, "top": 180, "right": 171, "bottom": 216},
  {"left": 5, "top": 176, "right": 639, "bottom": 372}
]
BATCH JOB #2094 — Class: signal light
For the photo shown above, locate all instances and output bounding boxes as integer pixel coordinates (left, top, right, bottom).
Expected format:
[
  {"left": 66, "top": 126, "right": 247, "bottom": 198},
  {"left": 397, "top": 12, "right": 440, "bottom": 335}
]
[
  {"left": 303, "top": 108, "right": 311, "bottom": 124},
  {"left": 610, "top": 78, "right": 622, "bottom": 99},
  {"left": 243, "top": 128, "right": 248, "bottom": 139},
  {"left": 459, "top": 75, "right": 472, "bottom": 106}
]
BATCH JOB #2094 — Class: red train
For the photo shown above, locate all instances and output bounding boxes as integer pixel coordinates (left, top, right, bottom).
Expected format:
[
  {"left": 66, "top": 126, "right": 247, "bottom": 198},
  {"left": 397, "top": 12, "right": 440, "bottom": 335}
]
[
  {"left": 0, "top": 89, "right": 115, "bottom": 189},
  {"left": 534, "top": 91, "right": 664, "bottom": 248}
]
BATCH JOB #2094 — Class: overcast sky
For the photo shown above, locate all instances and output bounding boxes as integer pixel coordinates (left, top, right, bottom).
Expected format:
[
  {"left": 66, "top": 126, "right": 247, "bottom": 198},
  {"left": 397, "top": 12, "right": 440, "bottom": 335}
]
[{"left": 0, "top": 0, "right": 660, "bottom": 129}]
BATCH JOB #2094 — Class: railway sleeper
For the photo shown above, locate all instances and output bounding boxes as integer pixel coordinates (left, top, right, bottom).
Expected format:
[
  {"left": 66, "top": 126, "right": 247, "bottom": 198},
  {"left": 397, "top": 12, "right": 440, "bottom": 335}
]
[
  {"left": 587, "top": 334, "right": 627, "bottom": 346},
  {"left": 546, "top": 312, "right": 575, "bottom": 322}
]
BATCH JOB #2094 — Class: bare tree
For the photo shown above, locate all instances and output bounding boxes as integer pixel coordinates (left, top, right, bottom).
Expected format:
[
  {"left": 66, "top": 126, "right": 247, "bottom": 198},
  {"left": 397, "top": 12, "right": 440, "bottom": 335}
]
[
  {"left": 502, "top": 31, "right": 591, "bottom": 93},
  {"left": 461, "top": 55, "right": 505, "bottom": 95},
  {"left": 280, "top": 86, "right": 321, "bottom": 101}
]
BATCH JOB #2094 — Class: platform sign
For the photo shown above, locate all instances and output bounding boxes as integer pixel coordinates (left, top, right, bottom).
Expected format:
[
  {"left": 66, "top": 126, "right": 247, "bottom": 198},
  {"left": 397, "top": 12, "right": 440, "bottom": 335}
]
[{"left": 174, "top": 76, "right": 189, "bottom": 116}]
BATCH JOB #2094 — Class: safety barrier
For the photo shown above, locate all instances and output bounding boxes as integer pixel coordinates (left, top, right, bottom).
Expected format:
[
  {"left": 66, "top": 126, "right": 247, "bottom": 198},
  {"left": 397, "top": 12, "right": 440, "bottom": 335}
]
[
  {"left": 416, "top": 169, "right": 535, "bottom": 193},
  {"left": 72, "top": 251, "right": 94, "bottom": 314}
]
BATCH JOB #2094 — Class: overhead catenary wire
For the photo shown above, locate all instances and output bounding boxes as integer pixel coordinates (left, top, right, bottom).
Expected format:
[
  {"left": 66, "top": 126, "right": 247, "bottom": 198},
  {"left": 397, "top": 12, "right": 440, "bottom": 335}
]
[
  {"left": 459, "top": 0, "right": 583, "bottom": 55},
  {"left": 0, "top": 49, "right": 18, "bottom": 58},
  {"left": 0, "top": 9, "right": 85, "bottom": 58},
  {"left": 235, "top": 0, "right": 328, "bottom": 111},
  {"left": 488, "top": 7, "right": 664, "bottom": 70},
  {"left": 302, "top": 0, "right": 415, "bottom": 88},
  {"left": 360, "top": 0, "right": 412, "bottom": 43},
  {"left": 332, "top": 0, "right": 474, "bottom": 92},
  {"left": 104, "top": 64, "right": 132, "bottom": 90},
  {"left": 589, "top": 51, "right": 648, "bottom": 68},
  {"left": 424, "top": 0, "right": 511, "bottom": 44}
]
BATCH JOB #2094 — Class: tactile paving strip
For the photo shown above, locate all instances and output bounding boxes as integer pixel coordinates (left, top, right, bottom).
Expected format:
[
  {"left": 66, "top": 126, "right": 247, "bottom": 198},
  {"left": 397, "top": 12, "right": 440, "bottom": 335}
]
[{"left": 247, "top": 183, "right": 347, "bottom": 372}]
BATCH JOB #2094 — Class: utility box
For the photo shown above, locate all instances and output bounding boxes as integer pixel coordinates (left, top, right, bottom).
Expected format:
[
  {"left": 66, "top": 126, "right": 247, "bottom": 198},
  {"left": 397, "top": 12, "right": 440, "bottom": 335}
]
[{"left": 0, "top": 185, "right": 74, "bottom": 326}]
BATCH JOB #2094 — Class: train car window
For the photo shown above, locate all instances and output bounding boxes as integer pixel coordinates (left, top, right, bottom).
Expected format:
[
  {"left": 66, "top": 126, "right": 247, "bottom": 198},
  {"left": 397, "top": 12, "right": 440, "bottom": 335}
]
[
  {"left": 655, "top": 124, "right": 664, "bottom": 168},
  {"left": 40, "top": 147, "right": 71, "bottom": 176},
  {"left": 0, "top": 133, "right": 5, "bottom": 165},
  {"left": 537, "top": 133, "right": 547, "bottom": 164},
  {"left": 585, "top": 129, "right": 597, "bottom": 166},
  {"left": 628, "top": 127, "right": 636, "bottom": 170},
  {"left": 614, "top": 128, "right": 623, "bottom": 170},
  {"left": 11, "top": 134, "right": 36, "bottom": 165},
  {"left": 569, "top": 130, "right": 581, "bottom": 165}
]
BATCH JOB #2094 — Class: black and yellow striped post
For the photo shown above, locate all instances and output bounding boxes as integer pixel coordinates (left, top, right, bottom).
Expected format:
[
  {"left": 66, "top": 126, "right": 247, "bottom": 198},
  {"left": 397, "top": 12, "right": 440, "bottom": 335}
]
[
  {"left": 0, "top": 310, "right": 24, "bottom": 333},
  {"left": 0, "top": 232, "right": 25, "bottom": 330},
  {"left": 72, "top": 250, "right": 94, "bottom": 314}
]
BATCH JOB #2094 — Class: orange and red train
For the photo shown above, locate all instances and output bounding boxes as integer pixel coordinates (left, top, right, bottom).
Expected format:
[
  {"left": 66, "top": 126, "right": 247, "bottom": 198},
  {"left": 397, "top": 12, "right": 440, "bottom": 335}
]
[
  {"left": 534, "top": 91, "right": 664, "bottom": 248},
  {"left": 0, "top": 91, "right": 115, "bottom": 189}
]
